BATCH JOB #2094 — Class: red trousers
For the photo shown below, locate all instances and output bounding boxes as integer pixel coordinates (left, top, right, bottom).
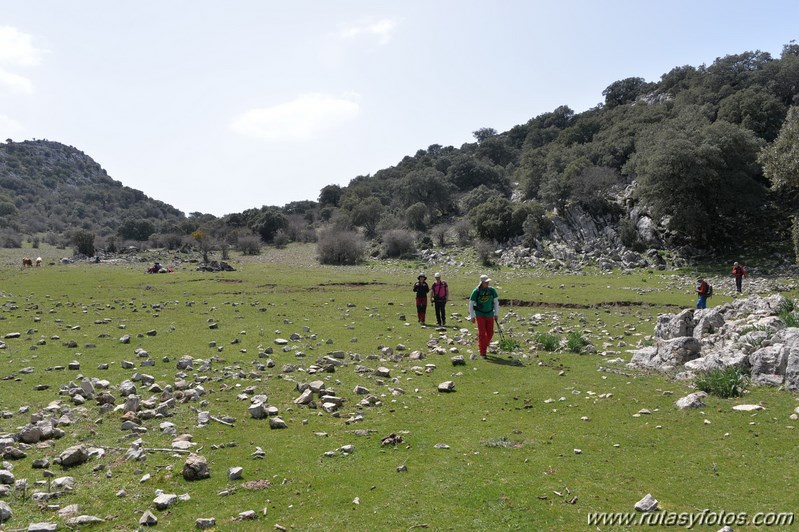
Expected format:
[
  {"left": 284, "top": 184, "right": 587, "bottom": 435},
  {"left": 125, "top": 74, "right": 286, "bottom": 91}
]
[
  {"left": 415, "top": 297, "right": 427, "bottom": 323},
  {"left": 475, "top": 316, "right": 494, "bottom": 355}
]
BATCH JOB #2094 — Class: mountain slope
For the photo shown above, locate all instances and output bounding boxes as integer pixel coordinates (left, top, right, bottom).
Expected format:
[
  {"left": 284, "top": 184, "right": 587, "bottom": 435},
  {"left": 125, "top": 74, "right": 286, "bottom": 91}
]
[{"left": 0, "top": 140, "right": 184, "bottom": 241}]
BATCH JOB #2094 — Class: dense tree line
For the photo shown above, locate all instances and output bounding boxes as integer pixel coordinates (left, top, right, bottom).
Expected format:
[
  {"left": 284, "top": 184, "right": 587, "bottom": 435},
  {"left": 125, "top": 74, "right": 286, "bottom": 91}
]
[{"left": 3, "top": 42, "right": 799, "bottom": 264}]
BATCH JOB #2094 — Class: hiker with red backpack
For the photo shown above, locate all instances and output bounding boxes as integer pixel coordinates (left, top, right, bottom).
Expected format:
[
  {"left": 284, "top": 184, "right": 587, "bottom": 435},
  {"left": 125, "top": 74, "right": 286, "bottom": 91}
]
[
  {"left": 731, "top": 261, "right": 746, "bottom": 293},
  {"left": 430, "top": 272, "right": 449, "bottom": 327},
  {"left": 696, "top": 277, "right": 711, "bottom": 309}
]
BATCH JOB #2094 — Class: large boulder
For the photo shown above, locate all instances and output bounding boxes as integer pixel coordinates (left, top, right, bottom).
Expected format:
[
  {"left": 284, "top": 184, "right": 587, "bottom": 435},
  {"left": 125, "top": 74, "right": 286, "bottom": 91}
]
[
  {"left": 182, "top": 453, "right": 210, "bottom": 481},
  {"left": 655, "top": 309, "right": 695, "bottom": 340},
  {"left": 693, "top": 308, "right": 725, "bottom": 340},
  {"left": 749, "top": 345, "right": 788, "bottom": 386},
  {"left": 56, "top": 445, "right": 89, "bottom": 468},
  {"left": 665, "top": 337, "right": 702, "bottom": 366}
]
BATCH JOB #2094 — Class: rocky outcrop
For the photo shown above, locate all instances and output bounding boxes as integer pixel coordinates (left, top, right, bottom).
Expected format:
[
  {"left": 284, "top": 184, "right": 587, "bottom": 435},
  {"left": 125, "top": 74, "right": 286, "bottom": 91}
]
[{"left": 628, "top": 294, "right": 799, "bottom": 390}]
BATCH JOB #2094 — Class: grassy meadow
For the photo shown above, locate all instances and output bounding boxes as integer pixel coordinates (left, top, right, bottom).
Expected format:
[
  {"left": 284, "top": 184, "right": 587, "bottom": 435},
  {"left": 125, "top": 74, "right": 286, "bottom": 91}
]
[{"left": 1, "top": 244, "right": 798, "bottom": 531}]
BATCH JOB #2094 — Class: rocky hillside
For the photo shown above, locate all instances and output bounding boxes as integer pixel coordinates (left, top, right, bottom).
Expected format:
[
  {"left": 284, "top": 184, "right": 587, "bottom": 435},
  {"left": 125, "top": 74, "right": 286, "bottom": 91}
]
[{"left": 0, "top": 140, "right": 184, "bottom": 244}]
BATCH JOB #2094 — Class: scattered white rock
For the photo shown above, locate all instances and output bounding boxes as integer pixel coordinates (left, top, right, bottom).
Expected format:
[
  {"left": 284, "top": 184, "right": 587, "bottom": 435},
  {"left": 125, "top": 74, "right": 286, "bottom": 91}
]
[
  {"left": 634, "top": 493, "right": 658, "bottom": 512},
  {"left": 732, "top": 404, "right": 763, "bottom": 411}
]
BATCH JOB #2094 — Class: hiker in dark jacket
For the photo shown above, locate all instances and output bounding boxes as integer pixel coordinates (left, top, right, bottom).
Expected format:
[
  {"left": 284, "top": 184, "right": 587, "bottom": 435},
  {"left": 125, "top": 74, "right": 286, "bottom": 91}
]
[{"left": 412, "top": 273, "right": 430, "bottom": 325}]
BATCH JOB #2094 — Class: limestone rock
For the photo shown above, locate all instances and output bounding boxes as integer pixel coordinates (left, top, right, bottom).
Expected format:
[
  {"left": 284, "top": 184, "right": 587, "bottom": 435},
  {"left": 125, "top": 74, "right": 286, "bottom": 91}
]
[
  {"left": 634, "top": 493, "right": 658, "bottom": 512},
  {"left": 56, "top": 444, "right": 89, "bottom": 468},
  {"left": 675, "top": 392, "right": 707, "bottom": 410},
  {"left": 182, "top": 454, "right": 210, "bottom": 481}
]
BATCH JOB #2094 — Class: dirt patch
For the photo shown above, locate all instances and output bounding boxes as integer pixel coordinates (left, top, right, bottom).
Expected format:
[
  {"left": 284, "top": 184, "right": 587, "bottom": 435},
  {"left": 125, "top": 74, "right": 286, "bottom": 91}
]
[
  {"left": 500, "top": 299, "right": 682, "bottom": 309},
  {"left": 242, "top": 479, "right": 272, "bottom": 490},
  {"left": 318, "top": 281, "right": 387, "bottom": 287}
]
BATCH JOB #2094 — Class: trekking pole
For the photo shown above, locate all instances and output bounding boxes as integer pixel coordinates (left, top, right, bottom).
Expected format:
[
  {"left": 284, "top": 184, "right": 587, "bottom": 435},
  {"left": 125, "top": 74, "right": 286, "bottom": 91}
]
[{"left": 495, "top": 316, "right": 506, "bottom": 341}]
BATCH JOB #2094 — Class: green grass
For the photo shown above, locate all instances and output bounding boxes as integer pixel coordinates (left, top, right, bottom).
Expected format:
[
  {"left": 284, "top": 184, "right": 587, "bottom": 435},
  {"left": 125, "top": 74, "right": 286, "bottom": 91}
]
[{"left": 1, "top": 244, "right": 798, "bottom": 531}]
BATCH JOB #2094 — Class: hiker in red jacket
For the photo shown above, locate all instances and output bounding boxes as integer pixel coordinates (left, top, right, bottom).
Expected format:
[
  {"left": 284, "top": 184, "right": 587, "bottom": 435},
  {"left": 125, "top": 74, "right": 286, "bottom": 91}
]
[
  {"left": 731, "top": 261, "right": 746, "bottom": 293},
  {"left": 430, "top": 272, "right": 449, "bottom": 327},
  {"left": 696, "top": 278, "right": 710, "bottom": 309}
]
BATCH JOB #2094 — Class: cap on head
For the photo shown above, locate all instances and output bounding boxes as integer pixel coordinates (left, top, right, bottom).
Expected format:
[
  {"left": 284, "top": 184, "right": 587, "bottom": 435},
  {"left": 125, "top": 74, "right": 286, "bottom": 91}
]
[
  {"left": 480, "top": 274, "right": 491, "bottom": 283},
  {"left": 418, "top": 273, "right": 426, "bottom": 279},
  {"left": 734, "top": 261, "right": 739, "bottom": 266},
  {"left": 434, "top": 272, "right": 441, "bottom": 278}
]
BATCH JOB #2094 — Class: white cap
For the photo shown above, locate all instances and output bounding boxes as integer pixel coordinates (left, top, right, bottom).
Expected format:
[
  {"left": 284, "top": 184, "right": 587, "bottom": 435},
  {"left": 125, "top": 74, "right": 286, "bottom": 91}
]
[
  {"left": 479, "top": 274, "right": 491, "bottom": 283},
  {"left": 434, "top": 272, "right": 441, "bottom": 278}
]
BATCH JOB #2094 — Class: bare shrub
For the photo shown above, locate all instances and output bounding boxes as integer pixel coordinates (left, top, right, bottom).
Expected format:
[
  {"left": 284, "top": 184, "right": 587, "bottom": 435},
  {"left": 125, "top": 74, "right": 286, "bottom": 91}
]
[
  {"left": 475, "top": 239, "right": 495, "bottom": 266},
  {"left": 0, "top": 230, "right": 21, "bottom": 248},
  {"left": 382, "top": 229, "right": 416, "bottom": 258},
  {"left": 454, "top": 219, "right": 473, "bottom": 246},
  {"left": 317, "top": 228, "right": 364, "bottom": 265},
  {"left": 237, "top": 234, "right": 262, "bottom": 255},
  {"left": 431, "top": 225, "right": 448, "bottom": 247},
  {"left": 273, "top": 229, "right": 290, "bottom": 249}
]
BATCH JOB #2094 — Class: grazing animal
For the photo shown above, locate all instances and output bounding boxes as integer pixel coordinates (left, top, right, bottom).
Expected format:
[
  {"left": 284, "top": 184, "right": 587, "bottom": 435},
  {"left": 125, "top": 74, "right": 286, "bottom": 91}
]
[
  {"left": 35, "top": 257, "right": 42, "bottom": 267},
  {"left": 22, "top": 257, "right": 33, "bottom": 268}
]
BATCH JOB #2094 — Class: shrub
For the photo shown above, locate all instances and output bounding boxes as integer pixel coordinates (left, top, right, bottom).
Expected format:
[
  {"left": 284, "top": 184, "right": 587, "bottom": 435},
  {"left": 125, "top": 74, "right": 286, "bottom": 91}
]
[
  {"left": 417, "top": 235, "right": 433, "bottom": 250},
  {"left": 317, "top": 228, "right": 364, "bottom": 265},
  {"left": 535, "top": 332, "right": 560, "bottom": 352},
  {"left": 431, "top": 225, "right": 448, "bottom": 247},
  {"left": 272, "top": 229, "right": 290, "bottom": 249},
  {"left": 405, "top": 202, "right": 428, "bottom": 231},
  {"left": 158, "top": 232, "right": 185, "bottom": 251},
  {"left": 695, "top": 367, "right": 749, "bottom": 398},
  {"left": 0, "top": 230, "right": 21, "bottom": 248},
  {"left": 566, "top": 331, "right": 590, "bottom": 353},
  {"left": 72, "top": 230, "right": 95, "bottom": 256},
  {"left": 382, "top": 229, "right": 416, "bottom": 259},
  {"left": 453, "top": 219, "right": 472, "bottom": 246},
  {"left": 499, "top": 336, "right": 521, "bottom": 351},
  {"left": 777, "top": 299, "right": 799, "bottom": 327},
  {"left": 793, "top": 217, "right": 799, "bottom": 265},
  {"left": 237, "top": 235, "right": 262, "bottom": 256},
  {"left": 475, "top": 240, "right": 495, "bottom": 266}
]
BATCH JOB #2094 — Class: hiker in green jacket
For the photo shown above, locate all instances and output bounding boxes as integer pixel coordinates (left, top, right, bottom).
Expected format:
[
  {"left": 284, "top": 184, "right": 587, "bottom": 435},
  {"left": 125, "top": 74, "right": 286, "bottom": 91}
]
[{"left": 469, "top": 274, "right": 499, "bottom": 358}]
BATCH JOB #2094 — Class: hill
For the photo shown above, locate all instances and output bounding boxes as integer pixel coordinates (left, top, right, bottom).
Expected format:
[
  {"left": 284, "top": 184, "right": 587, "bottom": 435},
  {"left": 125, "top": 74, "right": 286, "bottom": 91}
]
[
  {"left": 0, "top": 139, "right": 185, "bottom": 247},
  {"left": 3, "top": 42, "right": 799, "bottom": 268}
]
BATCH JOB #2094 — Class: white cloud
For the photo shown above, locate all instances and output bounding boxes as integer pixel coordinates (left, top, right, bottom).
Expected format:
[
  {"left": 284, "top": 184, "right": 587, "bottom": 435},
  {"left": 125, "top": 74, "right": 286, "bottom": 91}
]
[
  {"left": 339, "top": 19, "right": 397, "bottom": 46},
  {"left": 0, "top": 66, "right": 33, "bottom": 94},
  {"left": 230, "top": 93, "right": 360, "bottom": 142},
  {"left": 0, "top": 26, "right": 45, "bottom": 66},
  {"left": 0, "top": 26, "right": 46, "bottom": 95}
]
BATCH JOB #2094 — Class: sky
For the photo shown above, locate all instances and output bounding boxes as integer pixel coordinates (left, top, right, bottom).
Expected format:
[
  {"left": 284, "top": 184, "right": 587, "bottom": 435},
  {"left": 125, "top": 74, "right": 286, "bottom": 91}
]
[{"left": 1, "top": 1, "right": 798, "bottom": 217}]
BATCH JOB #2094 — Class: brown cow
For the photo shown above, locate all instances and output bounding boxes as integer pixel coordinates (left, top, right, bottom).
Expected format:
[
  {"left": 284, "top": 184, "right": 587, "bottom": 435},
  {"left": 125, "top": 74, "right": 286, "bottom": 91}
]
[{"left": 22, "top": 257, "right": 33, "bottom": 268}]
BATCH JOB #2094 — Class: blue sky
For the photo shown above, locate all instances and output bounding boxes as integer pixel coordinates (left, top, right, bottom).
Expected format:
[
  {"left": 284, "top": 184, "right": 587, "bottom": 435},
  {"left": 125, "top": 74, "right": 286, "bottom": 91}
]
[{"left": 1, "top": 1, "right": 797, "bottom": 216}]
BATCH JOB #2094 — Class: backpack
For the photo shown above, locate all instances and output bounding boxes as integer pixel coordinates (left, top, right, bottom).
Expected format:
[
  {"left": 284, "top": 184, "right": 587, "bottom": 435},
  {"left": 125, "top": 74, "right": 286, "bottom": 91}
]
[{"left": 706, "top": 284, "right": 713, "bottom": 297}]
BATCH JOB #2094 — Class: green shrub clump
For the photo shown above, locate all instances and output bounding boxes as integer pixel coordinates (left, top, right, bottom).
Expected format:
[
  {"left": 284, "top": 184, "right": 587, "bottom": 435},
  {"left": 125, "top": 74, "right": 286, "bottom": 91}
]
[
  {"left": 695, "top": 367, "right": 749, "bottom": 398},
  {"left": 498, "top": 336, "right": 521, "bottom": 351},
  {"left": 535, "top": 332, "right": 560, "bottom": 352},
  {"left": 566, "top": 331, "right": 590, "bottom": 353},
  {"left": 777, "top": 299, "right": 799, "bottom": 327}
]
